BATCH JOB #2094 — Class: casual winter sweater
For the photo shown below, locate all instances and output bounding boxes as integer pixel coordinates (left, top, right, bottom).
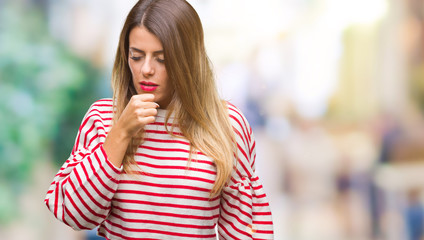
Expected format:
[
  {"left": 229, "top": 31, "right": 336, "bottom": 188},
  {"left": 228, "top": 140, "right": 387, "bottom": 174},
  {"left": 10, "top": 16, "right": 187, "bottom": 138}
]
[{"left": 45, "top": 98, "right": 274, "bottom": 240}]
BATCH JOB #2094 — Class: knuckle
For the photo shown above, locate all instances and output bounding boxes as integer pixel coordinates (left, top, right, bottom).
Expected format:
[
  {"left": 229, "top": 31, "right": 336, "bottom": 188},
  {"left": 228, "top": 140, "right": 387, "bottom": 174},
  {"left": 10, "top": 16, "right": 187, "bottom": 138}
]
[
  {"left": 136, "top": 116, "right": 146, "bottom": 124},
  {"left": 130, "top": 95, "right": 139, "bottom": 102},
  {"left": 129, "top": 99, "right": 139, "bottom": 108},
  {"left": 147, "top": 116, "right": 156, "bottom": 123},
  {"left": 142, "top": 93, "right": 155, "bottom": 101},
  {"left": 135, "top": 108, "right": 144, "bottom": 116}
]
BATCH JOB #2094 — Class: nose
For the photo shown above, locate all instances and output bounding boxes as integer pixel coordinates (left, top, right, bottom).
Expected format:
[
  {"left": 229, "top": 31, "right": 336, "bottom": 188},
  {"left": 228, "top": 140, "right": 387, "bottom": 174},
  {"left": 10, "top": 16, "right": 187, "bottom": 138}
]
[{"left": 141, "top": 58, "right": 154, "bottom": 77}]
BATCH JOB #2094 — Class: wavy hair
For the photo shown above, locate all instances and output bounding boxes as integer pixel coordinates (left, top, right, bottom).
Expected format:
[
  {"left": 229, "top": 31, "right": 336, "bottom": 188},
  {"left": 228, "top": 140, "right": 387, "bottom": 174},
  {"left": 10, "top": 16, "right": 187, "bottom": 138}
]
[{"left": 111, "top": 0, "right": 236, "bottom": 197}]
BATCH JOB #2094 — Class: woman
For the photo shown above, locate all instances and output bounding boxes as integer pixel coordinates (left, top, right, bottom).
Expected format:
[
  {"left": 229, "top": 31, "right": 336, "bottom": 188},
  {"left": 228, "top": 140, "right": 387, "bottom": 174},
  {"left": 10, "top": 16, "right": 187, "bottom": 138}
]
[{"left": 45, "top": 0, "right": 274, "bottom": 239}]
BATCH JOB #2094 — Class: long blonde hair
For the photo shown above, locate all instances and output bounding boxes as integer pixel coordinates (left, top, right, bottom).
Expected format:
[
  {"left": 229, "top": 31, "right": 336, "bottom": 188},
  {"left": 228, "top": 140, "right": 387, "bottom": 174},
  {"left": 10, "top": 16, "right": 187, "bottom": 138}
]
[{"left": 111, "top": 0, "right": 236, "bottom": 197}]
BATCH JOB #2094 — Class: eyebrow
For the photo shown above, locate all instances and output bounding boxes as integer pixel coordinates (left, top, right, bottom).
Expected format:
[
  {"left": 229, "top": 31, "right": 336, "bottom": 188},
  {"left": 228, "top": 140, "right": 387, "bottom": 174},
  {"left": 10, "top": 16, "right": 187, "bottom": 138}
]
[{"left": 129, "top": 47, "right": 164, "bottom": 55}]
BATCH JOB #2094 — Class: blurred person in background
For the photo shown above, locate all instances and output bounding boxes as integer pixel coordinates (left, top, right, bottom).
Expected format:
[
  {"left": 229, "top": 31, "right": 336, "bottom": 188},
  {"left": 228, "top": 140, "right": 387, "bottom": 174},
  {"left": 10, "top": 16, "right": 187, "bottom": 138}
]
[{"left": 43, "top": 0, "right": 274, "bottom": 239}]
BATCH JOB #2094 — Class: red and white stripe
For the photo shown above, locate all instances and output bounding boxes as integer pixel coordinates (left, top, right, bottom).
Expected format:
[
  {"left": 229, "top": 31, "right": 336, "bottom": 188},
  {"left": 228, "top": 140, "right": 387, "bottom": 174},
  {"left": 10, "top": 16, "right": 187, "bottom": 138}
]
[{"left": 45, "top": 98, "right": 274, "bottom": 239}]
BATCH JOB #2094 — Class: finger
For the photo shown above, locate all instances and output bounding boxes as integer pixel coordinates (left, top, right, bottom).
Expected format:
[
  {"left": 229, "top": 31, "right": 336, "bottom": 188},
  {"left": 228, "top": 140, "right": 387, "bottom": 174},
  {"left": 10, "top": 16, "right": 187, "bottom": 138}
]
[
  {"left": 140, "top": 101, "right": 160, "bottom": 109},
  {"left": 145, "top": 116, "right": 156, "bottom": 124},
  {"left": 134, "top": 93, "right": 155, "bottom": 102},
  {"left": 132, "top": 101, "right": 159, "bottom": 110},
  {"left": 135, "top": 108, "right": 158, "bottom": 118},
  {"left": 144, "top": 108, "right": 158, "bottom": 117},
  {"left": 137, "top": 115, "right": 156, "bottom": 126}
]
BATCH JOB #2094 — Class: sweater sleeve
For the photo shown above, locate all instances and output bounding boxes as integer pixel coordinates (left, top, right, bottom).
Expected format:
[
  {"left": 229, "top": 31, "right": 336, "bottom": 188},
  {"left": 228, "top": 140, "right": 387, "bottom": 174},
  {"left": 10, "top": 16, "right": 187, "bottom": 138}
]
[
  {"left": 217, "top": 104, "right": 274, "bottom": 240},
  {"left": 44, "top": 99, "right": 122, "bottom": 230}
]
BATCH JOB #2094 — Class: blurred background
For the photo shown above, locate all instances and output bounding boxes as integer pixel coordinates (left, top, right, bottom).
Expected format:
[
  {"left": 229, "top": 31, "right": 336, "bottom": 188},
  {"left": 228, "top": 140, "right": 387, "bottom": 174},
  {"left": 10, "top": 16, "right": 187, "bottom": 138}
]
[{"left": 1, "top": 0, "right": 424, "bottom": 239}]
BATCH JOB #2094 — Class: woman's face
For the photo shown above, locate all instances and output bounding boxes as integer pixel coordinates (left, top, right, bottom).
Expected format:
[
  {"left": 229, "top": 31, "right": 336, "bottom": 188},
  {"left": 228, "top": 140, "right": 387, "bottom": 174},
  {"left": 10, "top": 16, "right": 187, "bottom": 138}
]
[{"left": 128, "top": 26, "right": 172, "bottom": 108}]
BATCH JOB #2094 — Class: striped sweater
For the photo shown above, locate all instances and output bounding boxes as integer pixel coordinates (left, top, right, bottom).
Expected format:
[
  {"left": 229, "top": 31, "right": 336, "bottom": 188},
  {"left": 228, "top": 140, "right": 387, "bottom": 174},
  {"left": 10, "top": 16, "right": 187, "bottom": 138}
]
[{"left": 45, "top": 98, "right": 274, "bottom": 239}]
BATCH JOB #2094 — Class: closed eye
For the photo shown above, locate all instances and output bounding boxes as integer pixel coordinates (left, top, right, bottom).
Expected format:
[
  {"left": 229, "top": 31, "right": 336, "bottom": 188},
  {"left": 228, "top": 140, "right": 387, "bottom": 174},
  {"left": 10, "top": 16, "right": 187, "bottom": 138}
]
[
  {"left": 129, "top": 48, "right": 144, "bottom": 61},
  {"left": 130, "top": 56, "right": 143, "bottom": 61},
  {"left": 129, "top": 48, "right": 164, "bottom": 63}
]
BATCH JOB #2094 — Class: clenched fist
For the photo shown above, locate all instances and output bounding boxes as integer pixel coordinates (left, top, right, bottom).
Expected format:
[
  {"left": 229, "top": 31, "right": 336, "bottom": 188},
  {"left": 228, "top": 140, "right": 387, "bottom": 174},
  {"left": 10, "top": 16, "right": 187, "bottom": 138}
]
[
  {"left": 103, "top": 93, "right": 159, "bottom": 168},
  {"left": 116, "top": 94, "right": 160, "bottom": 138}
]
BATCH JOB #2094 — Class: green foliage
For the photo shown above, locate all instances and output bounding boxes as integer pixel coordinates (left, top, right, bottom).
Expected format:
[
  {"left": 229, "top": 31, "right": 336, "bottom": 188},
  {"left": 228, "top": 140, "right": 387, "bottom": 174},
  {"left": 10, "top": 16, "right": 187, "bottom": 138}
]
[{"left": 0, "top": 3, "right": 105, "bottom": 223}]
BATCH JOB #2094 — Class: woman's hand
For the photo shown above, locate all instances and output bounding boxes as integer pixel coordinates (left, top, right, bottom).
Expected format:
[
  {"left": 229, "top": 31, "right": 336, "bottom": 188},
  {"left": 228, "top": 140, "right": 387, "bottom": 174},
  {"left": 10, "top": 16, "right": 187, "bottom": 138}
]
[
  {"left": 103, "top": 94, "right": 159, "bottom": 168},
  {"left": 115, "top": 94, "right": 159, "bottom": 138}
]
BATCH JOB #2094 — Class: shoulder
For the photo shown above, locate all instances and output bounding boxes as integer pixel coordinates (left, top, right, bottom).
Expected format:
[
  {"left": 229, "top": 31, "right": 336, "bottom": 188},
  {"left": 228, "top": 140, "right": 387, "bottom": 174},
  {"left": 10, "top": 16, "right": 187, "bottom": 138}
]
[
  {"left": 88, "top": 98, "right": 114, "bottom": 112},
  {"left": 226, "top": 102, "right": 255, "bottom": 166},
  {"left": 225, "top": 102, "right": 257, "bottom": 177},
  {"left": 73, "top": 99, "right": 113, "bottom": 151},
  {"left": 80, "top": 98, "right": 114, "bottom": 127},
  {"left": 85, "top": 98, "right": 114, "bottom": 117},
  {"left": 226, "top": 101, "right": 253, "bottom": 143}
]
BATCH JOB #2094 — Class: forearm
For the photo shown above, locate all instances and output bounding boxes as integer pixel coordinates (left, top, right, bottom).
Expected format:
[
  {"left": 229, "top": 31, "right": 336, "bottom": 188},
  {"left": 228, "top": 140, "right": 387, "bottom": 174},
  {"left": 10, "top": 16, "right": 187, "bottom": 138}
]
[
  {"left": 103, "top": 94, "right": 158, "bottom": 168},
  {"left": 45, "top": 145, "right": 122, "bottom": 230},
  {"left": 45, "top": 99, "right": 125, "bottom": 230},
  {"left": 103, "top": 125, "right": 132, "bottom": 168}
]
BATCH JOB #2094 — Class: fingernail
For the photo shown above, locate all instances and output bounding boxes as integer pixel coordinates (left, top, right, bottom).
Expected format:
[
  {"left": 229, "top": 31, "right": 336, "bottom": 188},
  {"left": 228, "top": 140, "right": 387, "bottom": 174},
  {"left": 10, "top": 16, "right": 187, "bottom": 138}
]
[{"left": 155, "top": 103, "right": 160, "bottom": 108}]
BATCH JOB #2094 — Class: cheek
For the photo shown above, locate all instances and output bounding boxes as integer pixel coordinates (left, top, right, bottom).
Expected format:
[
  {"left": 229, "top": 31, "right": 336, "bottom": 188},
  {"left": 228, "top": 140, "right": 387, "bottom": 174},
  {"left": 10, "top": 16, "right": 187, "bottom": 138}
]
[
  {"left": 128, "top": 61, "right": 135, "bottom": 75},
  {"left": 160, "top": 67, "right": 169, "bottom": 83},
  {"left": 128, "top": 63, "right": 138, "bottom": 88},
  {"left": 128, "top": 60, "right": 142, "bottom": 77}
]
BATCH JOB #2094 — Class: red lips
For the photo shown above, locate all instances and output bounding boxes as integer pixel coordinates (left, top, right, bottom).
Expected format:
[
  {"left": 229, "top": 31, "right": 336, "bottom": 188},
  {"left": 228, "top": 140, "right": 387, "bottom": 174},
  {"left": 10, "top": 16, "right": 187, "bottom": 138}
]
[{"left": 140, "top": 81, "right": 158, "bottom": 92}]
